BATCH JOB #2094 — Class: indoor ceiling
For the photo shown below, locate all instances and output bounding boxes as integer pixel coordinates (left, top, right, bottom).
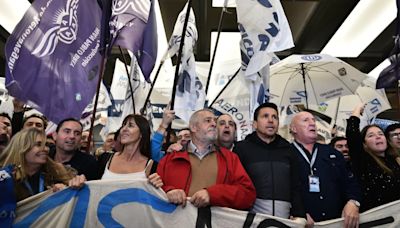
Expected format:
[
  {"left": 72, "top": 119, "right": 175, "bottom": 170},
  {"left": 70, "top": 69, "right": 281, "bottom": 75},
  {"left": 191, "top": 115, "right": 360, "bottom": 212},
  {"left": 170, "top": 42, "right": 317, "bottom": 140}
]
[{"left": 0, "top": 0, "right": 399, "bottom": 120}]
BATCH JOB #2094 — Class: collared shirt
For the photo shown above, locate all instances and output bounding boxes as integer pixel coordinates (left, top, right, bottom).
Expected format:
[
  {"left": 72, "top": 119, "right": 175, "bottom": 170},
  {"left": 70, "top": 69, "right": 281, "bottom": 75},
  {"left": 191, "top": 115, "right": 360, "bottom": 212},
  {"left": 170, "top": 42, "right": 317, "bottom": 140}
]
[{"left": 188, "top": 141, "right": 214, "bottom": 160}]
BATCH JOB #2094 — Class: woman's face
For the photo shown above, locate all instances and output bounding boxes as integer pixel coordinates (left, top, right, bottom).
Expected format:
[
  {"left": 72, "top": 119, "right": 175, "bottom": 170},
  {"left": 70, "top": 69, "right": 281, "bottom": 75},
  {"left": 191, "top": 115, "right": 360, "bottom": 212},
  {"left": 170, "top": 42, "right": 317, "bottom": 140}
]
[
  {"left": 25, "top": 136, "right": 48, "bottom": 166},
  {"left": 120, "top": 118, "right": 141, "bottom": 145},
  {"left": 363, "top": 126, "right": 387, "bottom": 154}
]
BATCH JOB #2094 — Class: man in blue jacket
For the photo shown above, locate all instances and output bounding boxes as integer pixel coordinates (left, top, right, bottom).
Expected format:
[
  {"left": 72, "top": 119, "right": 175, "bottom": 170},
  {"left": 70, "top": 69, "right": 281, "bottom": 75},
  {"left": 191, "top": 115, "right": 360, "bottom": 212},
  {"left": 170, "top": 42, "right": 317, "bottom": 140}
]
[{"left": 290, "top": 111, "right": 361, "bottom": 227}]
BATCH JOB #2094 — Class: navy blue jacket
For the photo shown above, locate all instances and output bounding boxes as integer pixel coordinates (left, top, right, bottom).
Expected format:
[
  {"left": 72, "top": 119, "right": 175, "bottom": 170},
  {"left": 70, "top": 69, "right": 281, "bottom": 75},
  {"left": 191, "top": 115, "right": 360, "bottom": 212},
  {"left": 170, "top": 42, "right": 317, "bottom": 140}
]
[{"left": 292, "top": 142, "right": 361, "bottom": 222}]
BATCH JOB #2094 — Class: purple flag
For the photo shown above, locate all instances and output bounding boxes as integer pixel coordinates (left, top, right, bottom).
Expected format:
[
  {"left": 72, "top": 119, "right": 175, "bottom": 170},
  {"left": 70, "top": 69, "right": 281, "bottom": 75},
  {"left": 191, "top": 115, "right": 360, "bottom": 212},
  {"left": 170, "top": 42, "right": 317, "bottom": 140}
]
[
  {"left": 109, "top": 0, "right": 157, "bottom": 81},
  {"left": 5, "top": 0, "right": 102, "bottom": 124},
  {"left": 138, "top": 0, "right": 158, "bottom": 82}
]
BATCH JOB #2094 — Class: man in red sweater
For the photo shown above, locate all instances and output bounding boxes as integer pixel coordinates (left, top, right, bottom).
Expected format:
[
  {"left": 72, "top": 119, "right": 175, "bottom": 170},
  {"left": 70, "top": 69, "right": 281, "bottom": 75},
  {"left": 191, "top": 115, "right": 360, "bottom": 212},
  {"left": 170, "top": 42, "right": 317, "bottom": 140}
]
[{"left": 157, "top": 109, "right": 256, "bottom": 209}]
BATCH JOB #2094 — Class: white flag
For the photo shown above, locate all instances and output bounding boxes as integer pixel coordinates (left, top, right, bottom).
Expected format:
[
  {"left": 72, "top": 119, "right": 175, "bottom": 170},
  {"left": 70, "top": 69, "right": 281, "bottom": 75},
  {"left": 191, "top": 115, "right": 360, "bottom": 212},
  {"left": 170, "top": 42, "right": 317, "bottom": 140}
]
[
  {"left": 236, "top": 0, "right": 294, "bottom": 76},
  {"left": 168, "top": 3, "right": 205, "bottom": 123},
  {"left": 80, "top": 82, "right": 112, "bottom": 131}
]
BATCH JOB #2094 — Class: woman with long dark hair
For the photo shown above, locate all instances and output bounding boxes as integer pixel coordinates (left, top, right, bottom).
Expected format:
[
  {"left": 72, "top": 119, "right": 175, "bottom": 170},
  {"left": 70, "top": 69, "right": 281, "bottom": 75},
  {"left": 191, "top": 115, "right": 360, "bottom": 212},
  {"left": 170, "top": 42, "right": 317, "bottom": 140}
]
[
  {"left": 346, "top": 104, "right": 400, "bottom": 211},
  {"left": 98, "top": 114, "right": 161, "bottom": 185}
]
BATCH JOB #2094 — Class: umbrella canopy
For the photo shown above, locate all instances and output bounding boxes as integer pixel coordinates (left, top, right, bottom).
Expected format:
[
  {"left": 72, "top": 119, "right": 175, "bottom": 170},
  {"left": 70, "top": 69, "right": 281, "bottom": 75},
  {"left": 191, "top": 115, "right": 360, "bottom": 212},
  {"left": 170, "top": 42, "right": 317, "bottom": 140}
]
[
  {"left": 309, "top": 86, "right": 391, "bottom": 135},
  {"left": 269, "top": 54, "right": 367, "bottom": 107}
]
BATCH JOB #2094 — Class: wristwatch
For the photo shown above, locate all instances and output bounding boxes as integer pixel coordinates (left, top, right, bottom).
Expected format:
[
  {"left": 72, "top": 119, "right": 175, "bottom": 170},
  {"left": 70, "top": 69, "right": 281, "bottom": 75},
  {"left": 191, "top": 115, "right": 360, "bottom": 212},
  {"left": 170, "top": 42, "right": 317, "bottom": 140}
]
[{"left": 350, "top": 199, "right": 360, "bottom": 207}]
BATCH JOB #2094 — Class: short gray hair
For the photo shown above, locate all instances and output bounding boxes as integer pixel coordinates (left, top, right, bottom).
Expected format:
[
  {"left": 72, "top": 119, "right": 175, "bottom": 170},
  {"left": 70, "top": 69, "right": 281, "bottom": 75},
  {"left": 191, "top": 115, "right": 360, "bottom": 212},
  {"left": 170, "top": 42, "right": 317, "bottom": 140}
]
[{"left": 189, "top": 109, "right": 214, "bottom": 130}]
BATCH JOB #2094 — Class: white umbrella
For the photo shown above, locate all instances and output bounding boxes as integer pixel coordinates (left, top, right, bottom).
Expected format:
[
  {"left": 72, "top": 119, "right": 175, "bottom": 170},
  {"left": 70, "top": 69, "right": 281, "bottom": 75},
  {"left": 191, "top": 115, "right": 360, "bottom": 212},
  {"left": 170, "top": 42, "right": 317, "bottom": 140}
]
[
  {"left": 269, "top": 54, "right": 367, "bottom": 107},
  {"left": 309, "top": 86, "right": 391, "bottom": 135}
]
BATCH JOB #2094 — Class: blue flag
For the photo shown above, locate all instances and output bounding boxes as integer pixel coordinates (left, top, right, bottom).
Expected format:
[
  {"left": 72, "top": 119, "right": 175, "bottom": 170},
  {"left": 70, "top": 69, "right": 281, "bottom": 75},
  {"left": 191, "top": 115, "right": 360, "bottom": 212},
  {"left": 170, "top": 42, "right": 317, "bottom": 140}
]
[
  {"left": 5, "top": 0, "right": 103, "bottom": 124},
  {"left": 138, "top": 0, "right": 158, "bottom": 82},
  {"left": 0, "top": 165, "right": 16, "bottom": 228},
  {"left": 108, "top": 0, "right": 156, "bottom": 82}
]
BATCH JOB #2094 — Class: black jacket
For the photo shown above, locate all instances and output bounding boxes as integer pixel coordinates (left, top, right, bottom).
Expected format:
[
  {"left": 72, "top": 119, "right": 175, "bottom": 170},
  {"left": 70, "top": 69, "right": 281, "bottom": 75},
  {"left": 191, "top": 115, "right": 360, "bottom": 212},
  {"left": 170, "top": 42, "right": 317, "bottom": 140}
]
[
  {"left": 234, "top": 132, "right": 305, "bottom": 218},
  {"left": 49, "top": 146, "right": 99, "bottom": 180}
]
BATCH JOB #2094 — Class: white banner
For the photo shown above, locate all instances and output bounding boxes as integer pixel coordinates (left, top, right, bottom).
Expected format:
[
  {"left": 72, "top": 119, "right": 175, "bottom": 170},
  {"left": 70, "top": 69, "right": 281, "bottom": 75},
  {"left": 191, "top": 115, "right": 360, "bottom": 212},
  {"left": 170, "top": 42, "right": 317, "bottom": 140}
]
[{"left": 14, "top": 180, "right": 400, "bottom": 227}]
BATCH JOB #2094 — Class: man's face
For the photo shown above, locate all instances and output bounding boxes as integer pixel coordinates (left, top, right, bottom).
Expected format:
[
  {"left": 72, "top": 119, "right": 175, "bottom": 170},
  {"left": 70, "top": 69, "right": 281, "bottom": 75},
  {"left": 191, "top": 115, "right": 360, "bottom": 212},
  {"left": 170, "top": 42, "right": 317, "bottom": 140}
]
[
  {"left": 334, "top": 139, "right": 350, "bottom": 161},
  {"left": 291, "top": 112, "right": 317, "bottom": 144},
  {"left": 104, "top": 134, "right": 115, "bottom": 151},
  {"left": 81, "top": 131, "right": 90, "bottom": 148},
  {"left": 0, "top": 116, "right": 11, "bottom": 150},
  {"left": 23, "top": 117, "right": 45, "bottom": 131},
  {"left": 54, "top": 121, "right": 82, "bottom": 153},
  {"left": 388, "top": 128, "right": 400, "bottom": 150},
  {"left": 217, "top": 114, "right": 236, "bottom": 145},
  {"left": 177, "top": 130, "right": 191, "bottom": 147},
  {"left": 191, "top": 111, "right": 217, "bottom": 144},
  {"left": 253, "top": 107, "right": 279, "bottom": 139}
]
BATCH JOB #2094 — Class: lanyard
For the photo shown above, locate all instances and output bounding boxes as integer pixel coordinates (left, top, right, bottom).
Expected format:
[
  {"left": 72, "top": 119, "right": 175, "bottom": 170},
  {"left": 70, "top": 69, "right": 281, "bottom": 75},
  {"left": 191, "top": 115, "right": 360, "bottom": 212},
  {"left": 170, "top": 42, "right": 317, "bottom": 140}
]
[
  {"left": 24, "top": 173, "right": 45, "bottom": 196},
  {"left": 293, "top": 142, "right": 318, "bottom": 175}
]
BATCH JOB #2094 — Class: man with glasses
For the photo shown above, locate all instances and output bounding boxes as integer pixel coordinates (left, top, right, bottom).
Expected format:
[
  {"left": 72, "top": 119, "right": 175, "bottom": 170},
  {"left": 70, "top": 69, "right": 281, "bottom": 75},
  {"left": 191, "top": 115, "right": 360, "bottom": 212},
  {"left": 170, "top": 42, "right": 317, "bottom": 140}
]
[{"left": 385, "top": 123, "right": 400, "bottom": 160}]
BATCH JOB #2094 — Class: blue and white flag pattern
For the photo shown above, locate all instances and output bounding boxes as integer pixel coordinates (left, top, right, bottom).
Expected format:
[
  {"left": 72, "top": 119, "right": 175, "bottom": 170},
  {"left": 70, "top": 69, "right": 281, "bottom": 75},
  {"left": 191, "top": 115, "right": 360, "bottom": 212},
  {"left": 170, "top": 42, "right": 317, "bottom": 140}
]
[
  {"left": 13, "top": 180, "right": 400, "bottom": 227},
  {"left": 167, "top": 3, "right": 205, "bottom": 123},
  {"left": 236, "top": 0, "right": 294, "bottom": 76}
]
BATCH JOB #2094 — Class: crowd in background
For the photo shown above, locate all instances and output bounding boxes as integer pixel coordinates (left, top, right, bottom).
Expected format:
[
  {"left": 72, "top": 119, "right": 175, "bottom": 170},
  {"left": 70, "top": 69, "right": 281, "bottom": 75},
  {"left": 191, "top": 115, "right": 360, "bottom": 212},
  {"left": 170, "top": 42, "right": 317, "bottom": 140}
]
[{"left": 1, "top": 99, "right": 400, "bottom": 228}]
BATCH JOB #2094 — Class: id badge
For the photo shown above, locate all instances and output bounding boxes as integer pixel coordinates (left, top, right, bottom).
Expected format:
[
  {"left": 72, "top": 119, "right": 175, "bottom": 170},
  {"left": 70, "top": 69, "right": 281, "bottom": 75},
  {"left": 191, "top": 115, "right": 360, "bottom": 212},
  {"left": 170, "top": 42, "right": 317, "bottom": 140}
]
[{"left": 309, "top": 175, "right": 320, "bottom": 193}]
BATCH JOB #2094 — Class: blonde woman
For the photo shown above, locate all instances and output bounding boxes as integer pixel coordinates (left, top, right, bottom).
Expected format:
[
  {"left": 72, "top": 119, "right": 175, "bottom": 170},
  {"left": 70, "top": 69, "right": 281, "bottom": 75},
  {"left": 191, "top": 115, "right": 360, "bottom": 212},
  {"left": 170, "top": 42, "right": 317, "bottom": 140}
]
[{"left": 0, "top": 128, "right": 85, "bottom": 201}]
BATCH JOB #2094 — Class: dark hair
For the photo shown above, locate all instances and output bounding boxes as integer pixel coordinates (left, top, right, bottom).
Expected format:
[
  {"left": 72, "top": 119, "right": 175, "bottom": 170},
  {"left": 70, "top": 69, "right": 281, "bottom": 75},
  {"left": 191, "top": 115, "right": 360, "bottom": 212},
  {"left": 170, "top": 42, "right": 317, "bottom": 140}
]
[
  {"left": 121, "top": 114, "right": 151, "bottom": 158},
  {"left": 253, "top": 102, "right": 279, "bottom": 121},
  {"left": 23, "top": 114, "right": 48, "bottom": 130},
  {"left": 178, "top": 128, "right": 190, "bottom": 133},
  {"left": 361, "top": 124, "right": 385, "bottom": 142},
  {"left": 384, "top": 123, "right": 400, "bottom": 139},
  {"left": 329, "top": 136, "right": 347, "bottom": 147},
  {"left": 0, "top": 113, "right": 11, "bottom": 122},
  {"left": 360, "top": 124, "right": 392, "bottom": 174},
  {"left": 56, "top": 118, "right": 83, "bottom": 133}
]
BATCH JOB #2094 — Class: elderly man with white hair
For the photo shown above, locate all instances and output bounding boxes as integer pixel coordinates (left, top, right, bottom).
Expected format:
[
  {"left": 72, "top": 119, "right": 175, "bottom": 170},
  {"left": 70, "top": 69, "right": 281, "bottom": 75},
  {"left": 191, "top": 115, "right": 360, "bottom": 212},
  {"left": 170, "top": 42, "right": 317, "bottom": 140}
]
[{"left": 290, "top": 111, "right": 361, "bottom": 228}]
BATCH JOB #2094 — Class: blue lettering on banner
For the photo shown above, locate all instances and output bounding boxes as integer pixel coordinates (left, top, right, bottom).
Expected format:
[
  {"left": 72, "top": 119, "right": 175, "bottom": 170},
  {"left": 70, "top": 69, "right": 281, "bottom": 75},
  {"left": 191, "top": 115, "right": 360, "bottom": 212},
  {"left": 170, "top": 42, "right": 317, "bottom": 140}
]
[
  {"left": 13, "top": 188, "right": 84, "bottom": 227},
  {"left": 369, "top": 98, "right": 381, "bottom": 107},
  {"left": 257, "top": 0, "right": 272, "bottom": 8},
  {"left": 97, "top": 188, "right": 177, "bottom": 227},
  {"left": 296, "top": 91, "right": 306, "bottom": 97},
  {"left": 70, "top": 185, "right": 91, "bottom": 227},
  {"left": 259, "top": 12, "right": 279, "bottom": 51}
]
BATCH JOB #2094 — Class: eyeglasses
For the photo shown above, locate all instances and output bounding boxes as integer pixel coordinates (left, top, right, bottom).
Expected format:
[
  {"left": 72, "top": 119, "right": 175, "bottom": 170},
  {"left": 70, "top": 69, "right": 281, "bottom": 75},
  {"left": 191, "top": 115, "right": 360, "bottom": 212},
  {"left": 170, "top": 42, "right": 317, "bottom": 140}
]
[{"left": 390, "top": 132, "right": 400, "bottom": 139}]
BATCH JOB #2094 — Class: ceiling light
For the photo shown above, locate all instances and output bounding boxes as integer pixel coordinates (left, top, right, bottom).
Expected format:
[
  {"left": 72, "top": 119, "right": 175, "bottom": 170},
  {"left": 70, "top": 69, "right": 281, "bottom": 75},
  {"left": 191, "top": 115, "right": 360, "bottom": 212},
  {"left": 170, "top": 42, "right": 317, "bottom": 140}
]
[
  {"left": 0, "top": 0, "right": 30, "bottom": 33},
  {"left": 321, "top": 0, "right": 396, "bottom": 57},
  {"left": 212, "top": 0, "right": 236, "bottom": 8}
]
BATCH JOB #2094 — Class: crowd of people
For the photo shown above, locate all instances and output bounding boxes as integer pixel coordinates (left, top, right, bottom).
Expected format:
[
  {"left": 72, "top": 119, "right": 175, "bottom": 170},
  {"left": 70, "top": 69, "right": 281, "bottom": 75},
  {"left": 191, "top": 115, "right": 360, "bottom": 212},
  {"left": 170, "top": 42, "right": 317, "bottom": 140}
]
[{"left": 1, "top": 100, "right": 400, "bottom": 227}]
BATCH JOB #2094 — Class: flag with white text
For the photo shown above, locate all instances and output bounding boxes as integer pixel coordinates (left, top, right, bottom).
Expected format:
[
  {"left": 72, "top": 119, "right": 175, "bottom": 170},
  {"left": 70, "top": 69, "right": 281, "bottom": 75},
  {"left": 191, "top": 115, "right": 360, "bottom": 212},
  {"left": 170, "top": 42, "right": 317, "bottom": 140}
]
[{"left": 5, "top": 0, "right": 102, "bottom": 123}]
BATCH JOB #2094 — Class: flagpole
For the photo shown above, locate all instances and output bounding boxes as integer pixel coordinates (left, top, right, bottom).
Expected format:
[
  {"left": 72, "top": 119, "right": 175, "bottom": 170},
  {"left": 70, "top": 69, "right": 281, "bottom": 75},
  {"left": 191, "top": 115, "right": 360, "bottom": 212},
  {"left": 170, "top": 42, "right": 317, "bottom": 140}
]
[
  {"left": 118, "top": 46, "right": 136, "bottom": 114},
  {"left": 208, "top": 67, "right": 240, "bottom": 108},
  {"left": 167, "top": 0, "right": 193, "bottom": 144},
  {"left": 87, "top": 54, "right": 107, "bottom": 154},
  {"left": 301, "top": 63, "right": 309, "bottom": 108},
  {"left": 204, "top": 0, "right": 230, "bottom": 97},
  {"left": 141, "top": 50, "right": 168, "bottom": 115}
]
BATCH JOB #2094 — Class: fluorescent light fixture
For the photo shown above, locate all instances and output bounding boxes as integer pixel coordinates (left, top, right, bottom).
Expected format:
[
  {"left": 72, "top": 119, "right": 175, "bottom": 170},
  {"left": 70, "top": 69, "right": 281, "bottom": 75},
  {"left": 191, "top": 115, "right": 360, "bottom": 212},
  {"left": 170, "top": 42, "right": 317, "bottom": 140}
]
[
  {"left": 212, "top": 0, "right": 236, "bottom": 8},
  {"left": 321, "top": 0, "right": 396, "bottom": 57},
  {"left": 0, "top": 0, "right": 30, "bottom": 33},
  {"left": 368, "top": 59, "right": 390, "bottom": 79}
]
